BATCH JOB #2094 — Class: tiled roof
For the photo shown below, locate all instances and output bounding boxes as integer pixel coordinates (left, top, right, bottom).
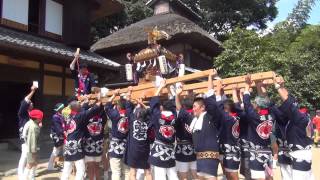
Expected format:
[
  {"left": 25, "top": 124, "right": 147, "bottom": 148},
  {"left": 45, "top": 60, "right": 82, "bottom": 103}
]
[{"left": 0, "top": 26, "right": 120, "bottom": 68}]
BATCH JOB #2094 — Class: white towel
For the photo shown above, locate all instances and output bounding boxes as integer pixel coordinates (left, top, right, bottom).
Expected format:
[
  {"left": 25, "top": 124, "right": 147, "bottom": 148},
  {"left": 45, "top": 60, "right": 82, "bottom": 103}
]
[
  {"left": 204, "top": 89, "right": 215, "bottom": 98},
  {"left": 190, "top": 112, "right": 206, "bottom": 132},
  {"left": 162, "top": 111, "right": 173, "bottom": 117}
]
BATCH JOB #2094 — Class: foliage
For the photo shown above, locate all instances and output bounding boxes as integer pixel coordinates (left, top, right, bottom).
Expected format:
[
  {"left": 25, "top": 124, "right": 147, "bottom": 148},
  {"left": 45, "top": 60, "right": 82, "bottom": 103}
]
[
  {"left": 91, "top": 0, "right": 279, "bottom": 42},
  {"left": 214, "top": 25, "right": 320, "bottom": 109},
  {"left": 276, "top": 0, "right": 318, "bottom": 31},
  {"left": 283, "top": 25, "right": 320, "bottom": 108},
  {"left": 214, "top": 28, "right": 278, "bottom": 76},
  {"left": 91, "top": 0, "right": 153, "bottom": 43},
  {"left": 195, "top": 0, "right": 278, "bottom": 36},
  {"left": 214, "top": 0, "right": 320, "bottom": 109}
]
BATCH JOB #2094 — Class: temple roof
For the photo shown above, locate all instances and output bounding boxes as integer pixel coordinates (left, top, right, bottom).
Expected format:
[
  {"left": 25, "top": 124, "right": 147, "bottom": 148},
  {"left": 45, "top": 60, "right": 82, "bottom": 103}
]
[
  {"left": 0, "top": 26, "right": 120, "bottom": 68},
  {"left": 91, "top": 13, "right": 221, "bottom": 55}
]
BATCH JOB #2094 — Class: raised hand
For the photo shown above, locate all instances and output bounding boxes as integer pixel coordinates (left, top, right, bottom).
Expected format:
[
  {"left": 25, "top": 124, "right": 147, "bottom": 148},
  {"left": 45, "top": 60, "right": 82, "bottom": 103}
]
[
  {"left": 108, "top": 89, "right": 120, "bottom": 102},
  {"left": 232, "top": 84, "right": 240, "bottom": 103},
  {"left": 141, "top": 91, "right": 146, "bottom": 100},
  {"left": 209, "top": 69, "right": 218, "bottom": 78},
  {"left": 231, "top": 84, "right": 239, "bottom": 90},
  {"left": 159, "top": 78, "right": 167, "bottom": 89},
  {"left": 31, "top": 85, "right": 38, "bottom": 91},
  {"left": 256, "top": 80, "right": 268, "bottom": 96},
  {"left": 113, "top": 89, "right": 120, "bottom": 96},
  {"left": 126, "top": 53, "right": 132, "bottom": 61},
  {"left": 83, "top": 95, "right": 89, "bottom": 103},
  {"left": 176, "top": 84, "right": 183, "bottom": 96},
  {"left": 216, "top": 79, "right": 223, "bottom": 90},
  {"left": 74, "top": 48, "right": 80, "bottom": 59},
  {"left": 208, "top": 69, "right": 217, "bottom": 91},
  {"left": 244, "top": 74, "right": 252, "bottom": 92},
  {"left": 274, "top": 75, "right": 285, "bottom": 87},
  {"left": 240, "top": 88, "right": 245, "bottom": 94},
  {"left": 262, "top": 79, "right": 269, "bottom": 86},
  {"left": 273, "top": 74, "right": 288, "bottom": 101},
  {"left": 155, "top": 78, "right": 167, "bottom": 96},
  {"left": 89, "top": 99, "right": 97, "bottom": 106},
  {"left": 255, "top": 80, "right": 263, "bottom": 87},
  {"left": 70, "top": 48, "right": 80, "bottom": 70},
  {"left": 137, "top": 97, "right": 144, "bottom": 104},
  {"left": 215, "top": 79, "right": 223, "bottom": 96},
  {"left": 245, "top": 74, "right": 252, "bottom": 85}
]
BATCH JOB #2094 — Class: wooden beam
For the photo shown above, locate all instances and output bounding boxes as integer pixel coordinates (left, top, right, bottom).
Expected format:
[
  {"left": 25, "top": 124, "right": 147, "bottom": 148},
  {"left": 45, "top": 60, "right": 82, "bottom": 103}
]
[
  {"left": 182, "top": 72, "right": 275, "bottom": 92},
  {"left": 191, "top": 79, "right": 274, "bottom": 95},
  {"left": 100, "top": 70, "right": 276, "bottom": 100},
  {"left": 107, "top": 69, "right": 213, "bottom": 96},
  {"left": 220, "top": 71, "right": 275, "bottom": 85},
  {"left": 127, "top": 71, "right": 275, "bottom": 99}
]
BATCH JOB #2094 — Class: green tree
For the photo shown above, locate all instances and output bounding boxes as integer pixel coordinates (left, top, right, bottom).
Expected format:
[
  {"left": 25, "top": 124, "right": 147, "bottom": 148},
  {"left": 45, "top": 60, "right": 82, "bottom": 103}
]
[
  {"left": 214, "top": 25, "right": 320, "bottom": 109},
  {"left": 91, "top": 0, "right": 278, "bottom": 42},
  {"left": 184, "top": 0, "right": 278, "bottom": 36},
  {"left": 91, "top": 0, "right": 153, "bottom": 43},
  {"left": 282, "top": 25, "right": 320, "bottom": 108},
  {"left": 214, "top": 28, "right": 280, "bottom": 76},
  {"left": 214, "top": 0, "right": 320, "bottom": 109},
  {"left": 277, "top": 0, "right": 319, "bottom": 31}
]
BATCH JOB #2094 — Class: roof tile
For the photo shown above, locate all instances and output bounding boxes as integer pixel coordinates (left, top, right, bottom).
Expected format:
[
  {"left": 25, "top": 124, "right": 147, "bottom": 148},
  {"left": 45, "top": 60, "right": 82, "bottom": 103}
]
[{"left": 0, "top": 26, "right": 120, "bottom": 68}]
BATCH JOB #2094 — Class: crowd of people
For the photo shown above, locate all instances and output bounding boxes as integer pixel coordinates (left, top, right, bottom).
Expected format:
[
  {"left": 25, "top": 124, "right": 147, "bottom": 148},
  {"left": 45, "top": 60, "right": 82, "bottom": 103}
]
[{"left": 15, "top": 53, "right": 319, "bottom": 180}]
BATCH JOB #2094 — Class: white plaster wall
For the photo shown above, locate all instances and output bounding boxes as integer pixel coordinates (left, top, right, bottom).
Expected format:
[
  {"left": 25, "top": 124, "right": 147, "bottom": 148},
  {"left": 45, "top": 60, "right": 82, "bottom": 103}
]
[
  {"left": 45, "top": 0, "right": 63, "bottom": 35},
  {"left": 2, "top": 0, "right": 29, "bottom": 25}
]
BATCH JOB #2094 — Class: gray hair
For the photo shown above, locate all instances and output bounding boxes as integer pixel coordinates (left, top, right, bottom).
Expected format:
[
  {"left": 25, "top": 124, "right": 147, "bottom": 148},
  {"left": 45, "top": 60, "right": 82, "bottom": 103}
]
[{"left": 69, "top": 101, "right": 80, "bottom": 110}]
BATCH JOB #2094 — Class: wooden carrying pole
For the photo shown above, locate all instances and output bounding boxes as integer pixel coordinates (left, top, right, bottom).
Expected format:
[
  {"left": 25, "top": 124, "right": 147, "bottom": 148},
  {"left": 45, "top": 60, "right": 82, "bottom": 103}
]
[
  {"left": 107, "top": 69, "right": 213, "bottom": 96},
  {"left": 111, "top": 70, "right": 275, "bottom": 100},
  {"left": 181, "top": 72, "right": 275, "bottom": 95}
]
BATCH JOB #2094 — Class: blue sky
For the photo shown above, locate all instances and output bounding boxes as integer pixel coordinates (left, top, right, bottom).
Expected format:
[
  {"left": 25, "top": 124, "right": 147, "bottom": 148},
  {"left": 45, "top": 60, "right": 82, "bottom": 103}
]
[{"left": 268, "top": 0, "right": 320, "bottom": 27}]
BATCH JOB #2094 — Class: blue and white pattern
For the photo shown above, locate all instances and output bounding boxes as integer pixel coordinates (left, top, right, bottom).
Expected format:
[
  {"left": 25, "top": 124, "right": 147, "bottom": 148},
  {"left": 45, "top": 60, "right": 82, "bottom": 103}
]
[
  {"left": 64, "top": 139, "right": 83, "bottom": 156},
  {"left": 151, "top": 142, "right": 175, "bottom": 161},
  {"left": 50, "top": 133, "right": 64, "bottom": 144},
  {"left": 176, "top": 143, "right": 194, "bottom": 156},
  {"left": 223, "top": 144, "right": 241, "bottom": 162},
  {"left": 84, "top": 137, "right": 104, "bottom": 154},
  {"left": 109, "top": 138, "right": 126, "bottom": 156},
  {"left": 247, "top": 140, "right": 272, "bottom": 166},
  {"left": 133, "top": 120, "right": 148, "bottom": 141}
]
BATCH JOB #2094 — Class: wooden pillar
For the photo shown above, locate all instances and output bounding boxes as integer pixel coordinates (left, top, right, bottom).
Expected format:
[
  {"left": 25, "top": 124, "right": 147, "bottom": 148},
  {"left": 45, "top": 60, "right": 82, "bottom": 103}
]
[
  {"left": 38, "top": 61, "right": 45, "bottom": 109},
  {"left": 62, "top": 67, "right": 66, "bottom": 97}
]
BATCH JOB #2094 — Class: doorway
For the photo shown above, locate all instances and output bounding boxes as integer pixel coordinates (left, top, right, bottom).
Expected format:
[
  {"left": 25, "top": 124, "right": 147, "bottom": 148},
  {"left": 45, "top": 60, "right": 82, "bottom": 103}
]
[{"left": 0, "top": 82, "right": 30, "bottom": 139}]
